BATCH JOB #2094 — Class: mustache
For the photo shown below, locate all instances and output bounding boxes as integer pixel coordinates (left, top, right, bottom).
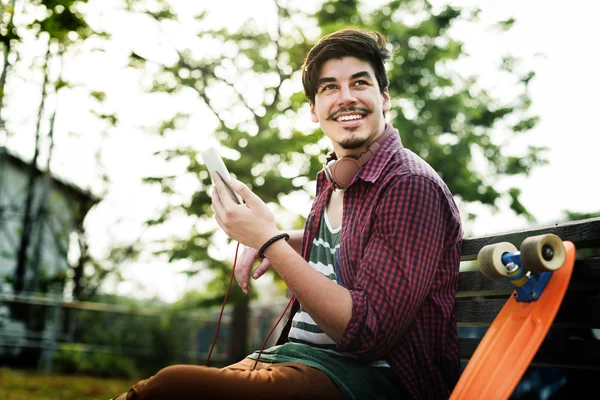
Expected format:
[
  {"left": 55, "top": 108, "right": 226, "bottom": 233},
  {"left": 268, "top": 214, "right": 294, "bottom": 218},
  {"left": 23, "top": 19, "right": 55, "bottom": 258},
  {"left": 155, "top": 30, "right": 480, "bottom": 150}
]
[{"left": 327, "top": 106, "right": 372, "bottom": 121}]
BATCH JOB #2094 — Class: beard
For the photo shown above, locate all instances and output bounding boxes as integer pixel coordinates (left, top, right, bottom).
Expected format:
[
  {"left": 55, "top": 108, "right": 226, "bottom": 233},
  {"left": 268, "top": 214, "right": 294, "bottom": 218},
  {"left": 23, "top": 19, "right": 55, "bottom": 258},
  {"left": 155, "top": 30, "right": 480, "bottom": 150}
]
[
  {"left": 327, "top": 105, "right": 372, "bottom": 150},
  {"left": 339, "top": 131, "right": 369, "bottom": 150}
]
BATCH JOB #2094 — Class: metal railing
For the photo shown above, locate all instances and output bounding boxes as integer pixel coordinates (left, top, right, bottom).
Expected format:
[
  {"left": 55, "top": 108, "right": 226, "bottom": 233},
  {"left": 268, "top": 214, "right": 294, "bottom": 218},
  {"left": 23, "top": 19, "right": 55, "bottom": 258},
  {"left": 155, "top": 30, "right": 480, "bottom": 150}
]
[{"left": 0, "top": 291, "right": 291, "bottom": 373}]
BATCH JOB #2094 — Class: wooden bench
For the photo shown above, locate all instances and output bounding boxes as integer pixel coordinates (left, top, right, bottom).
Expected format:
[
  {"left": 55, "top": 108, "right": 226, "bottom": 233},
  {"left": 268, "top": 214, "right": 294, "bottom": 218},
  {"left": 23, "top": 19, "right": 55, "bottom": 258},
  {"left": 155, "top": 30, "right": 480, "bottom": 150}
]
[{"left": 456, "top": 217, "right": 600, "bottom": 392}]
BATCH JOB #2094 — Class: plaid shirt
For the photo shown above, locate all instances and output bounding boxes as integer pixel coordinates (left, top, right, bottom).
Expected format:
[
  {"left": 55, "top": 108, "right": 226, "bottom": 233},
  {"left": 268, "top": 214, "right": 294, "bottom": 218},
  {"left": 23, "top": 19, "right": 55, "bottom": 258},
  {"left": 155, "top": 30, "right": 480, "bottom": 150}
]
[{"left": 278, "top": 124, "right": 463, "bottom": 399}]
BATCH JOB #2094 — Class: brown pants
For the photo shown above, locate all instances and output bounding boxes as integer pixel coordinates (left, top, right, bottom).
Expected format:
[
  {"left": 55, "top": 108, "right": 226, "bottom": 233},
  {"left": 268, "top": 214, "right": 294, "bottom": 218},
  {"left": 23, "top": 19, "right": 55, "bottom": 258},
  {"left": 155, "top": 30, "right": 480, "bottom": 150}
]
[{"left": 111, "top": 358, "right": 344, "bottom": 400}]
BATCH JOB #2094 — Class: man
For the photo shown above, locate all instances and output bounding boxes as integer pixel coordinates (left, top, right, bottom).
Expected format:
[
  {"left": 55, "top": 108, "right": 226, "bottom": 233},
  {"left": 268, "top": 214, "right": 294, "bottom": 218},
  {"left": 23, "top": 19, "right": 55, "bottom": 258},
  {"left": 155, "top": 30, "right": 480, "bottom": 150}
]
[{"left": 112, "top": 27, "right": 463, "bottom": 400}]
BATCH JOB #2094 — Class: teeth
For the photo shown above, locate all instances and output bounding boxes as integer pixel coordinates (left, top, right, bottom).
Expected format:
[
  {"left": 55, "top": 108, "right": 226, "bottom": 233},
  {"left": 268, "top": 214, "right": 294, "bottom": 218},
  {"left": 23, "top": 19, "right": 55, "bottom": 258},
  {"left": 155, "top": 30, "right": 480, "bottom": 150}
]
[{"left": 337, "top": 114, "right": 363, "bottom": 121}]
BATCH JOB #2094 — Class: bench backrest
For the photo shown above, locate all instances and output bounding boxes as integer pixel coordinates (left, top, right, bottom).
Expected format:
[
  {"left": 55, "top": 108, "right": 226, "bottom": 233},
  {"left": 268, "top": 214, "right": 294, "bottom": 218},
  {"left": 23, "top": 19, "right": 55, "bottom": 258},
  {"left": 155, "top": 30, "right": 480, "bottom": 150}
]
[{"left": 457, "top": 217, "right": 600, "bottom": 369}]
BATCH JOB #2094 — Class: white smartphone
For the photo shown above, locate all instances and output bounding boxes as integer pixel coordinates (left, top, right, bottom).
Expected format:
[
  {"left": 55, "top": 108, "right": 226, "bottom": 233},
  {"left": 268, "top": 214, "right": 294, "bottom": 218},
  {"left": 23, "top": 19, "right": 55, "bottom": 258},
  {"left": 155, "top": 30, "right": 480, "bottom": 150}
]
[{"left": 201, "top": 147, "right": 242, "bottom": 204}]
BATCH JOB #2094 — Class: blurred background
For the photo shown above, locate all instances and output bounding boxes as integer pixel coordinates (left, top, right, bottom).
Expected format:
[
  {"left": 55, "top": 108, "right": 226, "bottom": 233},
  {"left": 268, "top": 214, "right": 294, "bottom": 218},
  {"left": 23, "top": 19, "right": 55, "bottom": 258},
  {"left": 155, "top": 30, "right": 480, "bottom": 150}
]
[{"left": 0, "top": 0, "right": 598, "bottom": 398}]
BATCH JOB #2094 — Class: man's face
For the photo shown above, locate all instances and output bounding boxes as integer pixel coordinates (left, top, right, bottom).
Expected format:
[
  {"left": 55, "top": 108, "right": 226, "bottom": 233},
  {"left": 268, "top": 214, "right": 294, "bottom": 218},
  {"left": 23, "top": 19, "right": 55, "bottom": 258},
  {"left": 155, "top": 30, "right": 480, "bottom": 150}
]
[{"left": 309, "top": 56, "right": 390, "bottom": 157}]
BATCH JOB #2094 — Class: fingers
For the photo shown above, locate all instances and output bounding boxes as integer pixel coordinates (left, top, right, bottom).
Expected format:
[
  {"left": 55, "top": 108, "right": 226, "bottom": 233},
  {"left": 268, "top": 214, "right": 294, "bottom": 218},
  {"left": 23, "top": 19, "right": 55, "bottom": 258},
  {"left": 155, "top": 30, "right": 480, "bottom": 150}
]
[
  {"left": 212, "top": 173, "right": 239, "bottom": 207},
  {"left": 252, "top": 258, "right": 272, "bottom": 280},
  {"left": 233, "top": 247, "right": 271, "bottom": 294},
  {"left": 212, "top": 189, "right": 227, "bottom": 231},
  {"left": 235, "top": 247, "right": 257, "bottom": 294},
  {"left": 211, "top": 174, "right": 224, "bottom": 209},
  {"left": 211, "top": 174, "right": 237, "bottom": 233},
  {"left": 227, "top": 178, "right": 263, "bottom": 207}
]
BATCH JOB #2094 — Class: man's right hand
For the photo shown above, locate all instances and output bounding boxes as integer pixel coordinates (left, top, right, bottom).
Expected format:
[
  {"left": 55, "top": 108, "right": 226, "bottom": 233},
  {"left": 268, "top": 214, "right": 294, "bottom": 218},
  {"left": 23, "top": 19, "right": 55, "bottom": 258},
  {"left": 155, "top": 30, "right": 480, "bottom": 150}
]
[{"left": 235, "top": 246, "right": 272, "bottom": 294}]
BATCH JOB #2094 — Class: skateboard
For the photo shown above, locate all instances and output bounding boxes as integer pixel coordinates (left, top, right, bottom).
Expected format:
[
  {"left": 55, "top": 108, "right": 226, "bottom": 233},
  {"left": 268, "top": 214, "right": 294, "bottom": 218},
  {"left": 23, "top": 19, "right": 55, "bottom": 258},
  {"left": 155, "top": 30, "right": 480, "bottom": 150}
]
[{"left": 450, "top": 233, "right": 575, "bottom": 400}]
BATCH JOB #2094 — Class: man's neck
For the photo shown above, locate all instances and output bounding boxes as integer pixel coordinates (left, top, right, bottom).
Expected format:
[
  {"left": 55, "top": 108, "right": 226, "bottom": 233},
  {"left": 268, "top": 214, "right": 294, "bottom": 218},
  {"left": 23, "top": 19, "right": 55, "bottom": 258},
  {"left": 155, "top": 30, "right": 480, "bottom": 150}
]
[{"left": 326, "top": 188, "right": 345, "bottom": 230}]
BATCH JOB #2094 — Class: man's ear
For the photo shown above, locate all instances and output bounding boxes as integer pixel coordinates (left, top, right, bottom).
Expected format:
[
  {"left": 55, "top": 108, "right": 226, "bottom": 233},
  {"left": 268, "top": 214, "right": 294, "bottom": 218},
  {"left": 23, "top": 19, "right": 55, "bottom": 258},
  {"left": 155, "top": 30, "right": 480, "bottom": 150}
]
[
  {"left": 309, "top": 102, "right": 319, "bottom": 123},
  {"left": 382, "top": 89, "right": 391, "bottom": 113}
]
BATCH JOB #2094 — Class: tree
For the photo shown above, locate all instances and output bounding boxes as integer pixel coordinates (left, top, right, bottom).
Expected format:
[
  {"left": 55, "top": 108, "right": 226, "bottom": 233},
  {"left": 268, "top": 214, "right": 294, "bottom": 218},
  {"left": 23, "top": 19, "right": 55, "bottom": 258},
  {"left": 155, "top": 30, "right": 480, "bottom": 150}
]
[
  {"left": 120, "top": 0, "right": 546, "bottom": 363},
  {"left": 119, "top": 0, "right": 321, "bottom": 363},
  {"left": 317, "top": 0, "right": 545, "bottom": 220},
  {"left": 0, "top": 0, "right": 123, "bottom": 302},
  {"left": 0, "top": 0, "right": 17, "bottom": 133}
]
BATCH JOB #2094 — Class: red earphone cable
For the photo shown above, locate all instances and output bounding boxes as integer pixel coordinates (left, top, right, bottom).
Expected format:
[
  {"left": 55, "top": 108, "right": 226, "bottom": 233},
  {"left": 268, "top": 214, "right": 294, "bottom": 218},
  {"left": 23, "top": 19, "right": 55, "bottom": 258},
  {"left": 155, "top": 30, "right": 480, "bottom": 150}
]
[
  {"left": 205, "top": 241, "right": 297, "bottom": 372},
  {"left": 251, "top": 294, "right": 295, "bottom": 370},
  {"left": 206, "top": 241, "right": 241, "bottom": 367}
]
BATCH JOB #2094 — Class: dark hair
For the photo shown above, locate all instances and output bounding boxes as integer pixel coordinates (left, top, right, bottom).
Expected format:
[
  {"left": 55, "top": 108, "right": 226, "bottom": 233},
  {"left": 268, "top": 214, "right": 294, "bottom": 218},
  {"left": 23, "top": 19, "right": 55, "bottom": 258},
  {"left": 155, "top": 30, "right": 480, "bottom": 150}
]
[{"left": 301, "top": 28, "right": 391, "bottom": 104}]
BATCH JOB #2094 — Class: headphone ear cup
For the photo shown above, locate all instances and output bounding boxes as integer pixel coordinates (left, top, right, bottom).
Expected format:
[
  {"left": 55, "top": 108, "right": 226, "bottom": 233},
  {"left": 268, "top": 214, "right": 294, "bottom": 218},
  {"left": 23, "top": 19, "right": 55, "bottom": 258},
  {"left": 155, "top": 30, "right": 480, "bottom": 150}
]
[
  {"left": 329, "top": 157, "right": 362, "bottom": 189},
  {"left": 322, "top": 129, "right": 390, "bottom": 189}
]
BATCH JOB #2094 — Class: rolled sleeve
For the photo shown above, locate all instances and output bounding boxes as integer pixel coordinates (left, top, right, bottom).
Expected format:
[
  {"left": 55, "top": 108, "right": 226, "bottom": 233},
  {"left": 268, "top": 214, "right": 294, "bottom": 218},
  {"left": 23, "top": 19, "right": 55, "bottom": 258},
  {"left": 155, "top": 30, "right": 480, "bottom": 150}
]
[{"left": 337, "top": 175, "right": 446, "bottom": 359}]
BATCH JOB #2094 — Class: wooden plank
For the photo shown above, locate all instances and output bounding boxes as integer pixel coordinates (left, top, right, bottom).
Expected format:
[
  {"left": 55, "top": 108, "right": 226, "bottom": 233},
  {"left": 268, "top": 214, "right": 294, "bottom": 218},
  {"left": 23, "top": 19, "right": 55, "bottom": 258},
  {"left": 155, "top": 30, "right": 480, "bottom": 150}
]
[
  {"left": 460, "top": 217, "right": 600, "bottom": 260},
  {"left": 457, "top": 274, "right": 513, "bottom": 297},
  {"left": 456, "top": 293, "right": 600, "bottom": 328},
  {"left": 460, "top": 338, "right": 600, "bottom": 369},
  {"left": 457, "top": 258, "right": 600, "bottom": 297}
]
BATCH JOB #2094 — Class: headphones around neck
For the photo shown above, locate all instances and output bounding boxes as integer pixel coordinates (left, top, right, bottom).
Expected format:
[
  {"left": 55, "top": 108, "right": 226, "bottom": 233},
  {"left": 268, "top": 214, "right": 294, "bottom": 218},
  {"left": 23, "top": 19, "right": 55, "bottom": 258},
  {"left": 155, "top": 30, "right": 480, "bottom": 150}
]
[{"left": 323, "top": 129, "right": 392, "bottom": 190}]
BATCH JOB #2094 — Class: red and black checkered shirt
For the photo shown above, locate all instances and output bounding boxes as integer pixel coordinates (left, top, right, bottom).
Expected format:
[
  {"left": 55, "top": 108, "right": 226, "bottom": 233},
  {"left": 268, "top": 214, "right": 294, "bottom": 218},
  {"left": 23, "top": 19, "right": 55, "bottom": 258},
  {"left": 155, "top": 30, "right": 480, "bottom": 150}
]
[{"left": 278, "top": 124, "right": 463, "bottom": 399}]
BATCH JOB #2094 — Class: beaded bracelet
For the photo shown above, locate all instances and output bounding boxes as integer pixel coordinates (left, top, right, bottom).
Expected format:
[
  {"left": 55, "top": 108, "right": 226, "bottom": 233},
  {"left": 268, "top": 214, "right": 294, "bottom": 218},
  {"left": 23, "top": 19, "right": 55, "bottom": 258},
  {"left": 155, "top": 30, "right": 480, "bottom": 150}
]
[{"left": 258, "top": 233, "right": 290, "bottom": 259}]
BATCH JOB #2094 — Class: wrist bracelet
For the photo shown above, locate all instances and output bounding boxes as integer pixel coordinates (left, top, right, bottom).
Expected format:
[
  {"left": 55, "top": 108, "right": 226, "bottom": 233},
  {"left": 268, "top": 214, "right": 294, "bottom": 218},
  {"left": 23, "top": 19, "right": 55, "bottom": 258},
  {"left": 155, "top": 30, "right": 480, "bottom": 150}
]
[{"left": 258, "top": 233, "right": 290, "bottom": 259}]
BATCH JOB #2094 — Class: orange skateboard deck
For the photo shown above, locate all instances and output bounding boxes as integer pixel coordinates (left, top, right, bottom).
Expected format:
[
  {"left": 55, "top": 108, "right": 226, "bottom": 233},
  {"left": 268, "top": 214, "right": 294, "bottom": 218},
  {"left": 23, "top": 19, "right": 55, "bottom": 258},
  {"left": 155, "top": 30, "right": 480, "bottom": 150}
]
[{"left": 450, "top": 239, "right": 576, "bottom": 400}]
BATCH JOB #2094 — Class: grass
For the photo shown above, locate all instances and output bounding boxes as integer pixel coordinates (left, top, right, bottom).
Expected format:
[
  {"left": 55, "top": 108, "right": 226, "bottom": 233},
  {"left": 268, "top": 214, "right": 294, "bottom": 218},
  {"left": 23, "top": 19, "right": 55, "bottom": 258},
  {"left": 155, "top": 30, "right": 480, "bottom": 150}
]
[{"left": 0, "top": 368, "right": 136, "bottom": 400}]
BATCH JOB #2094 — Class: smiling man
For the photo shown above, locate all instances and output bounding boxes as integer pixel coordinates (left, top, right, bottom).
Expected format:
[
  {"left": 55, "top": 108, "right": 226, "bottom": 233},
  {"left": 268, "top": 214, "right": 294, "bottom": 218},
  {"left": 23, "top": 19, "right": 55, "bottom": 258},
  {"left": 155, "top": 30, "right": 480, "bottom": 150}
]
[{"left": 111, "top": 28, "right": 463, "bottom": 400}]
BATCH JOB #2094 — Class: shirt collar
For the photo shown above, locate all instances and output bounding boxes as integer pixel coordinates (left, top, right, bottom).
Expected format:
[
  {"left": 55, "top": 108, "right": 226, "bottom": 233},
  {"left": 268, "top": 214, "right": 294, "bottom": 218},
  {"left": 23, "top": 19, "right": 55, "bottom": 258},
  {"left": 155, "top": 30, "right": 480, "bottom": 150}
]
[
  {"left": 357, "top": 123, "right": 402, "bottom": 185},
  {"left": 317, "top": 123, "right": 403, "bottom": 191}
]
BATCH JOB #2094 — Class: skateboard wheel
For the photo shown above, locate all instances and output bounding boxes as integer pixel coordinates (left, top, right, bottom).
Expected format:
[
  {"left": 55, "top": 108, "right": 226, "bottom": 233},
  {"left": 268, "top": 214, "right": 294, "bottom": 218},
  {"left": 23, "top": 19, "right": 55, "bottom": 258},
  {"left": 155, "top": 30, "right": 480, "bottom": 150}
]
[
  {"left": 520, "top": 234, "right": 566, "bottom": 273},
  {"left": 477, "top": 242, "right": 518, "bottom": 278}
]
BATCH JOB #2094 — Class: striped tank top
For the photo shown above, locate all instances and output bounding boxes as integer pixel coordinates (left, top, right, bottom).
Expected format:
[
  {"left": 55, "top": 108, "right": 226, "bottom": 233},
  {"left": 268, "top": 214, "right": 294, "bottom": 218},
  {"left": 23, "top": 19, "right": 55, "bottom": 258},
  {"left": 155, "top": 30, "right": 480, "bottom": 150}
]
[{"left": 288, "top": 209, "right": 389, "bottom": 367}]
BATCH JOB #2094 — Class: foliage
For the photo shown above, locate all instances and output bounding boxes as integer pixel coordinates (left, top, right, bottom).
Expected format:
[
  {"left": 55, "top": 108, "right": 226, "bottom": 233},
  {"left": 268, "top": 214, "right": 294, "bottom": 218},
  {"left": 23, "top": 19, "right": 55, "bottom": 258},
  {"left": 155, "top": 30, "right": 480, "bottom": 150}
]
[
  {"left": 54, "top": 292, "right": 235, "bottom": 375},
  {"left": 118, "top": 0, "right": 546, "bottom": 303},
  {"left": 26, "top": 292, "right": 280, "bottom": 378},
  {"left": 53, "top": 343, "right": 139, "bottom": 378},
  {"left": 562, "top": 210, "right": 600, "bottom": 222},
  {"left": 0, "top": 367, "right": 133, "bottom": 400},
  {"left": 0, "top": 0, "right": 102, "bottom": 109},
  {"left": 317, "top": 0, "right": 545, "bottom": 218},
  {"left": 61, "top": 309, "right": 175, "bottom": 375}
]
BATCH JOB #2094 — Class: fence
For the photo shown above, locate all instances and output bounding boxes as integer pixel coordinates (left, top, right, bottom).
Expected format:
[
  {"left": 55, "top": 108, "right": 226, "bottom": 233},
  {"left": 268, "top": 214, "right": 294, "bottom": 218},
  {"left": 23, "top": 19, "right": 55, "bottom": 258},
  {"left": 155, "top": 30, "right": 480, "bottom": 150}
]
[{"left": 0, "top": 291, "right": 291, "bottom": 375}]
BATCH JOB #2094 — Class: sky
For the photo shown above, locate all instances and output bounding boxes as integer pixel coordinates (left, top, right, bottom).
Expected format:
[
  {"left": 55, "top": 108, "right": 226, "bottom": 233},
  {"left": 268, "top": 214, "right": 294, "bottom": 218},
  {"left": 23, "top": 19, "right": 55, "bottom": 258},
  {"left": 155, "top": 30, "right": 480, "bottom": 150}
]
[{"left": 4, "top": 0, "right": 600, "bottom": 303}]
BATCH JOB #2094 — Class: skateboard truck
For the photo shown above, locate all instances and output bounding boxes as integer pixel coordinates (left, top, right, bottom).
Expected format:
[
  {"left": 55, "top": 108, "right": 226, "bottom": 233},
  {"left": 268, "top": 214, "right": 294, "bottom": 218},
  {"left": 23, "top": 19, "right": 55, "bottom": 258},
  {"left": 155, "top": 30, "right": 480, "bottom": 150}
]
[
  {"left": 502, "top": 252, "right": 552, "bottom": 302},
  {"left": 478, "top": 233, "right": 567, "bottom": 303}
]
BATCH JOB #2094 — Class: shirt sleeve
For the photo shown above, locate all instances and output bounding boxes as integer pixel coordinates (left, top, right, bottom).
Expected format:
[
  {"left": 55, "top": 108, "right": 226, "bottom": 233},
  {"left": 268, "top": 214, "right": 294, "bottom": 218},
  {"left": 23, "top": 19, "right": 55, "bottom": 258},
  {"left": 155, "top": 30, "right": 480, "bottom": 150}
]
[{"left": 337, "top": 175, "right": 446, "bottom": 359}]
